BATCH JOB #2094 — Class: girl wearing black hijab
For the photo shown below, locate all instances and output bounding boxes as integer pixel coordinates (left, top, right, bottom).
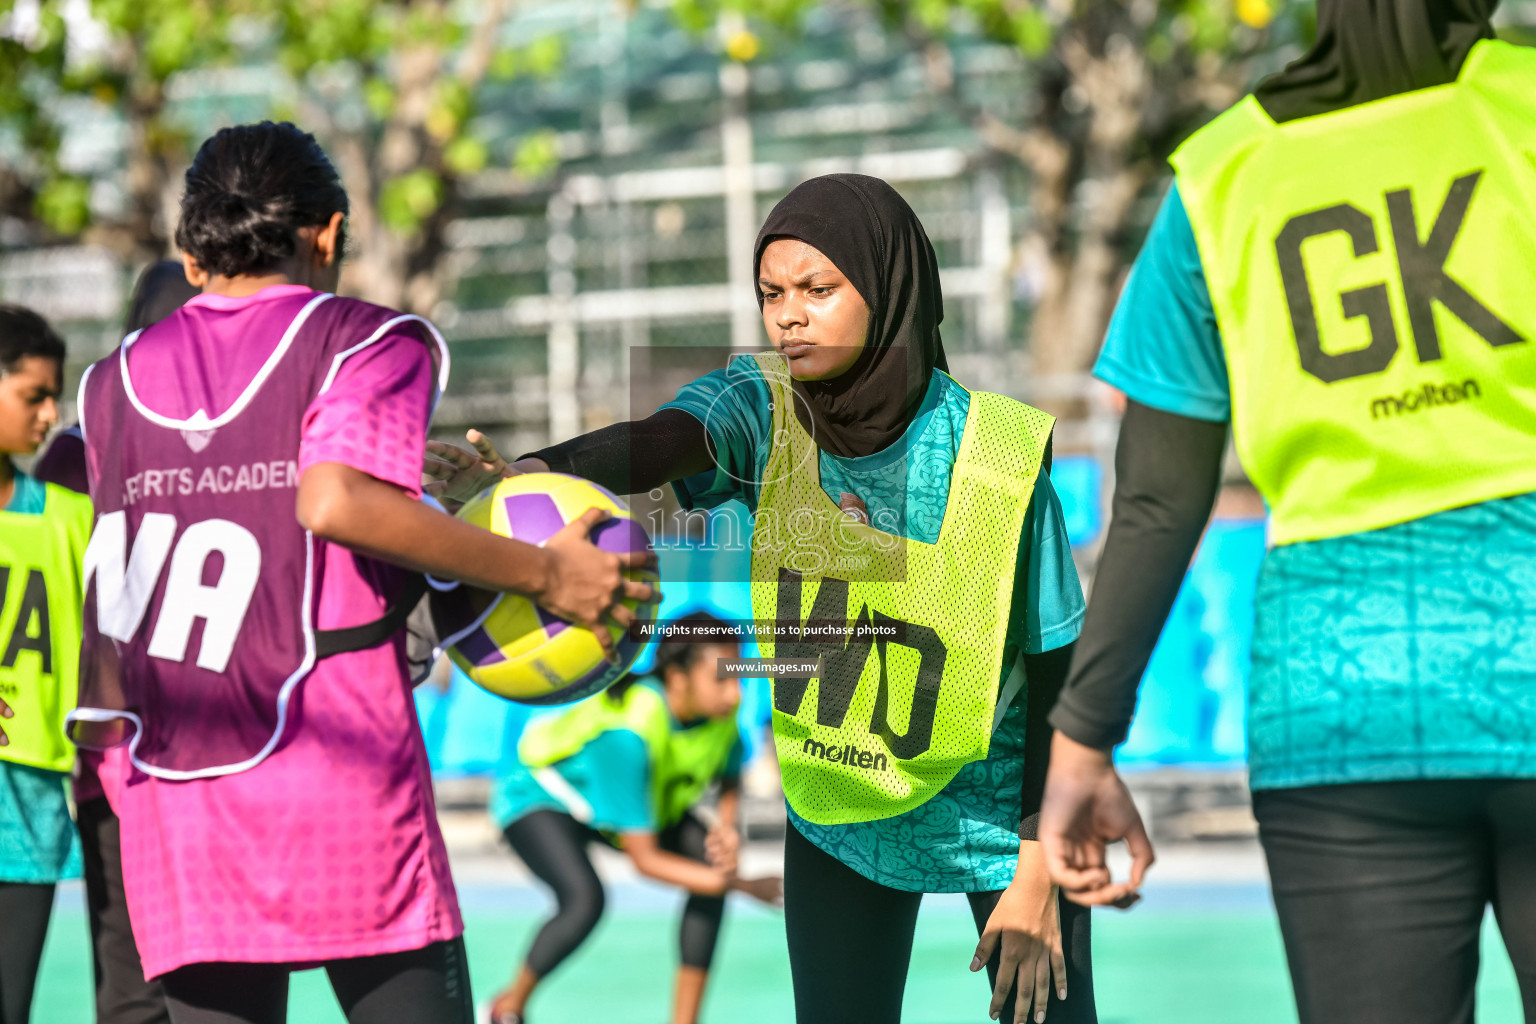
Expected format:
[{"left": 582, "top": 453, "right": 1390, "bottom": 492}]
[
  {"left": 429, "top": 174, "right": 1097, "bottom": 1024},
  {"left": 1037, "top": 3, "right": 1536, "bottom": 1023}
]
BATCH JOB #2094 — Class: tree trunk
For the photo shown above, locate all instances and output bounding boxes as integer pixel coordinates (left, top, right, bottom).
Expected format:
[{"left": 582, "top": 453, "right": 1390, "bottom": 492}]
[{"left": 88, "top": 43, "right": 173, "bottom": 262}]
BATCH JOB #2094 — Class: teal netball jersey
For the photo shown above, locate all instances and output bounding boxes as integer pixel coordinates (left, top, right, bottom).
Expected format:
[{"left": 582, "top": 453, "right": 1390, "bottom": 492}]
[
  {"left": 1100, "top": 184, "right": 1536, "bottom": 791},
  {"left": 664, "top": 358, "right": 1085, "bottom": 893},
  {"left": 0, "top": 472, "right": 81, "bottom": 884},
  {"left": 491, "top": 681, "right": 746, "bottom": 835}
]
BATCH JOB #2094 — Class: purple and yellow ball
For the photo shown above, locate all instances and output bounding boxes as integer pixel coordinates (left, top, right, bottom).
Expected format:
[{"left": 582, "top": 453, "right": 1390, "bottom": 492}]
[{"left": 445, "top": 473, "right": 658, "bottom": 705}]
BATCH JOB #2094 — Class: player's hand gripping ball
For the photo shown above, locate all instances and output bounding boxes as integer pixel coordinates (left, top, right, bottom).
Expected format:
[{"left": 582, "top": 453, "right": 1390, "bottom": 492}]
[{"left": 440, "top": 473, "right": 659, "bottom": 705}]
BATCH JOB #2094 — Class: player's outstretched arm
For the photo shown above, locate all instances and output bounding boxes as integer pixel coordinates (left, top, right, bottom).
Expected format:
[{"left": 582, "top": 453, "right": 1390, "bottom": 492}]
[
  {"left": 425, "top": 408, "right": 715, "bottom": 504},
  {"left": 1038, "top": 403, "right": 1223, "bottom": 907},
  {"left": 297, "top": 462, "right": 657, "bottom": 657},
  {"left": 619, "top": 831, "right": 783, "bottom": 905}
]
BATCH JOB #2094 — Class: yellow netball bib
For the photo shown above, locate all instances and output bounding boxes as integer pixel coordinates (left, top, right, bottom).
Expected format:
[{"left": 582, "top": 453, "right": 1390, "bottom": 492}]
[
  {"left": 0, "top": 482, "right": 92, "bottom": 773},
  {"left": 747, "top": 352, "right": 1052, "bottom": 825},
  {"left": 1172, "top": 39, "right": 1536, "bottom": 545},
  {"left": 519, "top": 683, "right": 740, "bottom": 829}
]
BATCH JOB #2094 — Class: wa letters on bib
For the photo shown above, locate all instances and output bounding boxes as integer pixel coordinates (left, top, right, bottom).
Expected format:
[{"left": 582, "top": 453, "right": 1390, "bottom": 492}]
[
  {"left": 71, "top": 293, "right": 448, "bottom": 779},
  {"left": 746, "top": 351, "right": 1053, "bottom": 825},
  {"left": 1172, "top": 40, "right": 1536, "bottom": 545}
]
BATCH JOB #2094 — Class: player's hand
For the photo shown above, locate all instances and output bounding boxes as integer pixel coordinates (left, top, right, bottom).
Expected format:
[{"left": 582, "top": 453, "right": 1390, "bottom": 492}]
[
  {"left": 1039, "top": 731, "right": 1154, "bottom": 909},
  {"left": 972, "top": 848, "right": 1067, "bottom": 1023},
  {"left": 0, "top": 694, "right": 10, "bottom": 746},
  {"left": 732, "top": 874, "right": 783, "bottom": 907},
  {"left": 424, "top": 429, "right": 529, "bottom": 505},
  {"left": 539, "top": 507, "right": 658, "bottom": 661},
  {"left": 706, "top": 824, "right": 741, "bottom": 874}
]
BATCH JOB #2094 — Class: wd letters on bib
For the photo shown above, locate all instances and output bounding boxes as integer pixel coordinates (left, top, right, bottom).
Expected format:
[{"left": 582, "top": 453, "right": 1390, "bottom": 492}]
[{"left": 749, "top": 351, "right": 1053, "bottom": 825}]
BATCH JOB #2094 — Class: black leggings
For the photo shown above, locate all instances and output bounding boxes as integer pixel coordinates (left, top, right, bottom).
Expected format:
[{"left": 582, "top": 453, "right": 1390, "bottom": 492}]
[
  {"left": 0, "top": 881, "right": 54, "bottom": 1024},
  {"left": 783, "top": 824, "right": 1096, "bottom": 1024},
  {"left": 504, "top": 809, "right": 725, "bottom": 977},
  {"left": 1254, "top": 779, "right": 1536, "bottom": 1024},
  {"left": 77, "top": 796, "right": 170, "bottom": 1024},
  {"left": 158, "top": 938, "right": 472, "bottom": 1024}
]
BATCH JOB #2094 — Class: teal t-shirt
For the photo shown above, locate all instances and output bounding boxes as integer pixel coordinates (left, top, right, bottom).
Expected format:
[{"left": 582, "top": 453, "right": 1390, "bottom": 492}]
[
  {"left": 663, "top": 358, "right": 1085, "bottom": 893},
  {"left": 1099, "top": 183, "right": 1536, "bottom": 791},
  {"left": 491, "top": 682, "right": 746, "bottom": 836},
  {"left": 0, "top": 471, "right": 82, "bottom": 884}
]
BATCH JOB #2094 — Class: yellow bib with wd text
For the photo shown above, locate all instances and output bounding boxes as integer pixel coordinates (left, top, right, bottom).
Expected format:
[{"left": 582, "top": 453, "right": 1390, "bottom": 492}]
[{"left": 747, "top": 352, "right": 1052, "bottom": 825}]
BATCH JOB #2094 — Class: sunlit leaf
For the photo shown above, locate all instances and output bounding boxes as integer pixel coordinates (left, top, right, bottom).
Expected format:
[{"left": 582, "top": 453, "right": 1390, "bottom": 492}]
[
  {"left": 379, "top": 168, "right": 443, "bottom": 233},
  {"left": 512, "top": 129, "right": 559, "bottom": 180},
  {"left": 35, "top": 175, "right": 91, "bottom": 236},
  {"left": 725, "top": 28, "right": 760, "bottom": 62},
  {"left": 364, "top": 76, "right": 396, "bottom": 119},
  {"left": 524, "top": 35, "right": 564, "bottom": 78},
  {"left": 1236, "top": 0, "right": 1274, "bottom": 30},
  {"left": 443, "top": 134, "right": 489, "bottom": 175},
  {"left": 1012, "top": 7, "right": 1052, "bottom": 58},
  {"left": 489, "top": 48, "right": 519, "bottom": 79}
]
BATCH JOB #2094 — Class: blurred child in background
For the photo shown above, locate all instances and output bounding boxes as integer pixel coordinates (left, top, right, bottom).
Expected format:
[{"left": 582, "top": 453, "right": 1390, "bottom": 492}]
[
  {"left": 32, "top": 261, "right": 198, "bottom": 1024},
  {"left": 0, "top": 305, "right": 94, "bottom": 1024},
  {"left": 486, "top": 611, "right": 782, "bottom": 1024}
]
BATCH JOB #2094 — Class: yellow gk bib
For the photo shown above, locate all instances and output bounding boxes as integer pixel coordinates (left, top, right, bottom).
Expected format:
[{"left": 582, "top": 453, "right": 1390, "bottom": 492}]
[
  {"left": 1172, "top": 39, "right": 1536, "bottom": 545},
  {"left": 747, "top": 352, "right": 1053, "bottom": 825}
]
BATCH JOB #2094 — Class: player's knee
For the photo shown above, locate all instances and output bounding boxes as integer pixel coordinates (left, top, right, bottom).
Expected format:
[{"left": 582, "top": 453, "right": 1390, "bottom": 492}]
[{"left": 567, "top": 883, "right": 606, "bottom": 934}]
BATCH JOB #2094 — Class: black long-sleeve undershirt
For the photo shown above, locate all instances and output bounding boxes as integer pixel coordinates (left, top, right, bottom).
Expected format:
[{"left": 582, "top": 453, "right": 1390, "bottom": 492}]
[
  {"left": 523, "top": 408, "right": 713, "bottom": 496},
  {"left": 1018, "top": 643, "right": 1074, "bottom": 839},
  {"left": 529, "top": 410, "right": 1071, "bottom": 840},
  {"left": 1048, "top": 400, "right": 1228, "bottom": 751}
]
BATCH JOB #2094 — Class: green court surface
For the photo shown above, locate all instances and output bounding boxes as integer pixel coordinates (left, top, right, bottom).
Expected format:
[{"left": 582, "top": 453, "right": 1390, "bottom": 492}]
[{"left": 32, "top": 884, "right": 1521, "bottom": 1023}]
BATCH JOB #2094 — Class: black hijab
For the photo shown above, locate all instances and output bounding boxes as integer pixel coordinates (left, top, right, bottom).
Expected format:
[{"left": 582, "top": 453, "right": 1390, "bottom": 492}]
[
  {"left": 1254, "top": 0, "right": 1499, "bottom": 123},
  {"left": 753, "top": 174, "right": 948, "bottom": 460}
]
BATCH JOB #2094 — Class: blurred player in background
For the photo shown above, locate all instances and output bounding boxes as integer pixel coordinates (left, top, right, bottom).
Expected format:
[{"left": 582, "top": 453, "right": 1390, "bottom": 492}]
[
  {"left": 70, "top": 121, "right": 652, "bottom": 1024},
  {"left": 485, "top": 611, "right": 781, "bottom": 1024},
  {"left": 31, "top": 260, "right": 200, "bottom": 1024},
  {"left": 1040, "top": 3, "right": 1536, "bottom": 1023},
  {"left": 428, "top": 174, "right": 1093, "bottom": 1024},
  {"left": 0, "top": 305, "right": 94, "bottom": 1024}
]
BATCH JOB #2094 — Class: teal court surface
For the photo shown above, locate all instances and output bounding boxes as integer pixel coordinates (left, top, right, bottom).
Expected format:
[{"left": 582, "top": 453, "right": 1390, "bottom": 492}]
[{"left": 31, "top": 873, "right": 1523, "bottom": 1023}]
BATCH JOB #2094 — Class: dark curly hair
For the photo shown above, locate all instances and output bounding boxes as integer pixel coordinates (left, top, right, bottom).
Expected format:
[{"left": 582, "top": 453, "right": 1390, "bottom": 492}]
[
  {"left": 608, "top": 611, "right": 741, "bottom": 703},
  {"left": 0, "top": 305, "right": 65, "bottom": 374},
  {"left": 174, "top": 122, "right": 349, "bottom": 279},
  {"left": 651, "top": 611, "right": 741, "bottom": 683}
]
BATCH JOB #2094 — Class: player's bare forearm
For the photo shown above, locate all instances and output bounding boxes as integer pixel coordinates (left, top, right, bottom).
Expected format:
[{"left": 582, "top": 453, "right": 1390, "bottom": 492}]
[
  {"left": 717, "top": 783, "right": 741, "bottom": 832},
  {"left": 621, "top": 832, "right": 730, "bottom": 896},
  {"left": 297, "top": 461, "right": 552, "bottom": 599}
]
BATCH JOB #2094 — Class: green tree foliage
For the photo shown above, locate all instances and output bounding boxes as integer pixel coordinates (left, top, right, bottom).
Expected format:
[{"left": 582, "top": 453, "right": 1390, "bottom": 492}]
[
  {"left": 902, "top": 0, "right": 1315, "bottom": 381},
  {"left": 0, "top": 0, "right": 560, "bottom": 312},
  {"left": 679, "top": 0, "right": 1533, "bottom": 388},
  {"left": 672, "top": 0, "right": 1308, "bottom": 388},
  {"left": 0, "top": 0, "right": 235, "bottom": 255}
]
